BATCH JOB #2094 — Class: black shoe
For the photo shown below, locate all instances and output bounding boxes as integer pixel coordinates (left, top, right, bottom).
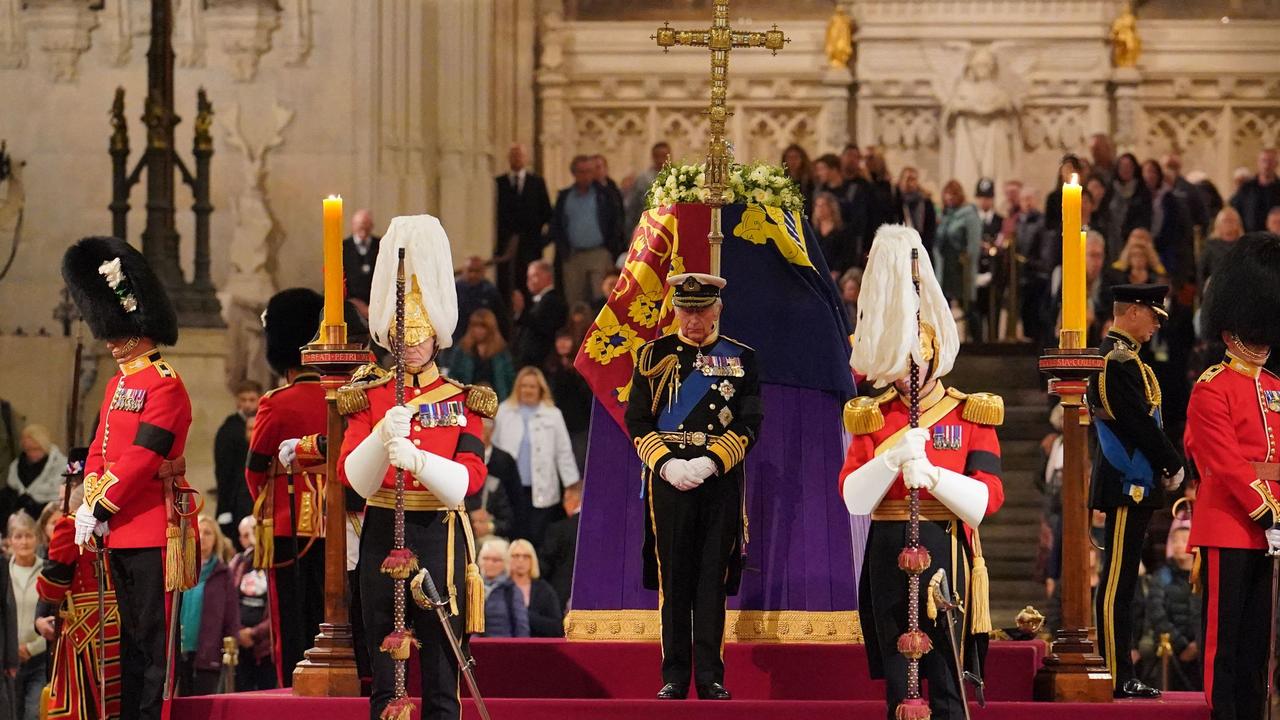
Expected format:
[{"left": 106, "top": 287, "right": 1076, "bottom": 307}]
[
  {"left": 656, "top": 683, "right": 688, "bottom": 700},
  {"left": 696, "top": 682, "right": 732, "bottom": 700},
  {"left": 1114, "top": 679, "right": 1161, "bottom": 699}
]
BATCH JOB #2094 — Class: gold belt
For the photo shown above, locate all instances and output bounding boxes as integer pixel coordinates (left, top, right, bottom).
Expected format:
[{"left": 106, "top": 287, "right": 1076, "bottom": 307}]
[
  {"left": 1253, "top": 462, "right": 1280, "bottom": 482},
  {"left": 871, "top": 498, "right": 958, "bottom": 522},
  {"left": 658, "top": 431, "right": 722, "bottom": 448},
  {"left": 367, "top": 488, "right": 457, "bottom": 512}
]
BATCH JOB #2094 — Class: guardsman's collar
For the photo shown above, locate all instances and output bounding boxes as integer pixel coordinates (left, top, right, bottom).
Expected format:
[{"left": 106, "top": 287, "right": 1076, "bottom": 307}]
[
  {"left": 293, "top": 371, "right": 321, "bottom": 384},
  {"left": 897, "top": 380, "right": 947, "bottom": 413},
  {"left": 676, "top": 329, "right": 720, "bottom": 349},
  {"left": 1109, "top": 327, "right": 1140, "bottom": 350},
  {"left": 406, "top": 363, "right": 441, "bottom": 388},
  {"left": 1224, "top": 351, "right": 1263, "bottom": 379},
  {"left": 120, "top": 349, "right": 162, "bottom": 376}
]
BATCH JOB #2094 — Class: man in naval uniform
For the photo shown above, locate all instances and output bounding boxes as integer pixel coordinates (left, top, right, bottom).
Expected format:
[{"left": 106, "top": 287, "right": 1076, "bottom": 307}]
[
  {"left": 1087, "top": 283, "right": 1184, "bottom": 699},
  {"left": 840, "top": 225, "right": 1004, "bottom": 720},
  {"left": 1185, "top": 232, "right": 1280, "bottom": 720},
  {"left": 61, "top": 236, "right": 193, "bottom": 720},
  {"left": 339, "top": 215, "right": 495, "bottom": 720},
  {"left": 625, "top": 272, "right": 763, "bottom": 701}
]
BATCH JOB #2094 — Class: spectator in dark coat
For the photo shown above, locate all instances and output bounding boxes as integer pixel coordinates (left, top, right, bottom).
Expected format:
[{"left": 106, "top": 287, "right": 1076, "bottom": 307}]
[
  {"left": 1162, "top": 154, "right": 1210, "bottom": 241},
  {"left": 508, "top": 539, "right": 563, "bottom": 638},
  {"left": 548, "top": 156, "right": 625, "bottom": 306},
  {"left": 455, "top": 255, "right": 510, "bottom": 341},
  {"left": 543, "top": 332, "right": 594, "bottom": 472},
  {"left": 1142, "top": 159, "right": 1195, "bottom": 285},
  {"left": 512, "top": 260, "right": 568, "bottom": 369},
  {"left": 1199, "top": 207, "right": 1244, "bottom": 291},
  {"left": 230, "top": 517, "right": 275, "bottom": 691},
  {"left": 0, "top": 543, "right": 17, "bottom": 720},
  {"left": 1043, "top": 154, "right": 1088, "bottom": 241},
  {"left": 1230, "top": 148, "right": 1280, "bottom": 232},
  {"left": 781, "top": 144, "right": 815, "bottom": 215},
  {"left": 812, "top": 192, "right": 858, "bottom": 277},
  {"left": 494, "top": 143, "right": 553, "bottom": 302},
  {"left": 1014, "top": 186, "right": 1051, "bottom": 342},
  {"left": 539, "top": 484, "right": 582, "bottom": 616},
  {"left": 864, "top": 148, "right": 898, "bottom": 233},
  {"left": 480, "top": 417, "right": 524, "bottom": 541},
  {"left": 179, "top": 517, "right": 241, "bottom": 696},
  {"left": 468, "top": 419, "right": 516, "bottom": 542},
  {"left": 342, "top": 209, "right": 381, "bottom": 319},
  {"left": 214, "top": 380, "right": 260, "bottom": 547},
  {"left": 440, "top": 309, "right": 516, "bottom": 401},
  {"left": 1106, "top": 153, "right": 1152, "bottom": 251},
  {"left": 839, "top": 144, "right": 874, "bottom": 263},
  {"left": 1141, "top": 523, "right": 1201, "bottom": 691},
  {"left": 479, "top": 539, "right": 530, "bottom": 638},
  {"left": 892, "top": 167, "right": 936, "bottom": 255}
]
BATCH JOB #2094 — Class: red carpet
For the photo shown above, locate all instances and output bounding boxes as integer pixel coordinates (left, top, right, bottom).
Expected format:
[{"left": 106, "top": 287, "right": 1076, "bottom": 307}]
[{"left": 171, "top": 639, "right": 1210, "bottom": 719}]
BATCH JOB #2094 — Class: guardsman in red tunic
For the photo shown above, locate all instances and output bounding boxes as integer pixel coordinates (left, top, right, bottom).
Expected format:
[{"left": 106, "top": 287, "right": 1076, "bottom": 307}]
[
  {"left": 243, "top": 288, "right": 328, "bottom": 686},
  {"left": 61, "top": 236, "right": 192, "bottom": 720},
  {"left": 338, "top": 215, "right": 494, "bottom": 720},
  {"left": 1185, "top": 232, "right": 1280, "bottom": 720},
  {"left": 36, "top": 469, "right": 122, "bottom": 720},
  {"left": 839, "top": 225, "right": 1004, "bottom": 720}
]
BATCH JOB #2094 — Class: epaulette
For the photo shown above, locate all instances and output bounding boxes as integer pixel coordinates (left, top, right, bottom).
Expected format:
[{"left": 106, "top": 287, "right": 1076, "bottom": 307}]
[
  {"left": 153, "top": 358, "right": 177, "bottom": 379},
  {"left": 444, "top": 377, "right": 498, "bottom": 419},
  {"left": 720, "top": 335, "right": 755, "bottom": 352},
  {"left": 1196, "top": 363, "right": 1225, "bottom": 384},
  {"left": 336, "top": 363, "right": 392, "bottom": 416},
  {"left": 260, "top": 383, "right": 286, "bottom": 400},
  {"left": 958, "top": 390, "right": 1004, "bottom": 426},
  {"left": 1106, "top": 345, "right": 1138, "bottom": 363},
  {"left": 843, "top": 387, "right": 897, "bottom": 435}
]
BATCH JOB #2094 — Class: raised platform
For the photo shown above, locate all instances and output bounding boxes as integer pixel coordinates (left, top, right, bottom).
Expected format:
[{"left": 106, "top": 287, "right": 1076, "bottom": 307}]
[{"left": 171, "top": 639, "right": 1210, "bottom": 719}]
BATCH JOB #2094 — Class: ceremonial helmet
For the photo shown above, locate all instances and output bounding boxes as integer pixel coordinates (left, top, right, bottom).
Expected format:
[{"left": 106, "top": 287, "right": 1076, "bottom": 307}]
[
  {"left": 262, "top": 288, "right": 323, "bottom": 374},
  {"left": 61, "top": 236, "right": 178, "bottom": 345},
  {"left": 1201, "top": 231, "right": 1280, "bottom": 348},
  {"left": 366, "top": 214, "right": 459, "bottom": 352},
  {"left": 850, "top": 224, "right": 959, "bottom": 387}
]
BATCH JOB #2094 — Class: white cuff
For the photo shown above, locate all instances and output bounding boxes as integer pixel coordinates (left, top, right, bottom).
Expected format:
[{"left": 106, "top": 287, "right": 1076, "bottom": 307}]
[
  {"left": 343, "top": 431, "right": 389, "bottom": 499},
  {"left": 930, "top": 468, "right": 990, "bottom": 528},
  {"left": 411, "top": 451, "right": 469, "bottom": 508},
  {"left": 842, "top": 456, "right": 898, "bottom": 515}
]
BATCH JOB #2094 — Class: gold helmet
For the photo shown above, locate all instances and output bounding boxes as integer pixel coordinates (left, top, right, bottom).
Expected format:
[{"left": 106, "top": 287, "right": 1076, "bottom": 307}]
[{"left": 387, "top": 277, "right": 437, "bottom": 349}]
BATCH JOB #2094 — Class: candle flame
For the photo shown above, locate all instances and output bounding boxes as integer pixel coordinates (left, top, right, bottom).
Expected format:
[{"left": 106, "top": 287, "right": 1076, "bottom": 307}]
[
  {"left": 1069, "top": 173, "right": 1079, "bottom": 185},
  {"left": 326, "top": 194, "right": 342, "bottom": 201}
]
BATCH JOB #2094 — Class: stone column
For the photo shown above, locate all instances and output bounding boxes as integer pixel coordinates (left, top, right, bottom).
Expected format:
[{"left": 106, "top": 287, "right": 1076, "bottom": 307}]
[{"left": 1110, "top": 66, "right": 1143, "bottom": 152}]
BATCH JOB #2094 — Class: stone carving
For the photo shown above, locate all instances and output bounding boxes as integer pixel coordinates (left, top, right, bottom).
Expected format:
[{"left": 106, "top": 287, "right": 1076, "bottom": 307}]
[
  {"left": 940, "top": 45, "right": 1022, "bottom": 189},
  {"left": 277, "top": 0, "right": 312, "bottom": 66},
  {"left": 1142, "top": 107, "right": 1218, "bottom": 155},
  {"left": 98, "top": 0, "right": 132, "bottom": 67},
  {"left": 874, "top": 107, "right": 940, "bottom": 150},
  {"left": 0, "top": 0, "right": 26, "bottom": 69},
  {"left": 1232, "top": 109, "right": 1280, "bottom": 151},
  {"left": 203, "top": 0, "right": 281, "bottom": 82},
  {"left": 743, "top": 108, "right": 817, "bottom": 166},
  {"left": 20, "top": 0, "right": 99, "bottom": 82},
  {"left": 1021, "top": 106, "right": 1088, "bottom": 152}
]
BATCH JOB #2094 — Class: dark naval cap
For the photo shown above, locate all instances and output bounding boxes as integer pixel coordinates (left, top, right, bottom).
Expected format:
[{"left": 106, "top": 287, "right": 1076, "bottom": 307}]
[
  {"left": 1113, "top": 283, "right": 1169, "bottom": 319},
  {"left": 668, "top": 272, "right": 726, "bottom": 309}
]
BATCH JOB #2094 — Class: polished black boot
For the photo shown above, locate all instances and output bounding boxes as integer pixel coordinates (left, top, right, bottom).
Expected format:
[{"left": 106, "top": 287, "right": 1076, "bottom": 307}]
[
  {"left": 696, "top": 682, "right": 732, "bottom": 700},
  {"left": 1114, "top": 679, "right": 1162, "bottom": 699},
  {"left": 656, "top": 682, "right": 688, "bottom": 700}
]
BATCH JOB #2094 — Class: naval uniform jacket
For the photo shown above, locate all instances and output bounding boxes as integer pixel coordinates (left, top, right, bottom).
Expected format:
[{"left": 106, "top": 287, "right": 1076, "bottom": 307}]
[
  {"left": 1087, "top": 329, "right": 1183, "bottom": 510},
  {"left": 245, "top": 373, "right": 329, "bottom": 538},
  {"left": 625, "top": 331, "right": 763, "bottom": 595},
  {"left": 84, "top": 349, "right": 193, "bottom": 548}
]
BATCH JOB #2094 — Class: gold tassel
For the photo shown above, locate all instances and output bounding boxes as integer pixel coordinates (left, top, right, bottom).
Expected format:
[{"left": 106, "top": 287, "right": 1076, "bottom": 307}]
[
  {"left": 969, "top": 531, "right": 992, "bottom": 634},
  {"left": 165, "top": 525, "right": 183, "bottom": 592},
  {"left": 1190, "top": 548, "right": 1202, "bottom": 595},
  {"left": 253, "top": 519, "right": 274, "bottom": 570},
  {"left": 466, "top": 563, "right": 485, "bottom": 634},
  {"left": 184, "top": 521, "right": 200, "bottom": 590}
]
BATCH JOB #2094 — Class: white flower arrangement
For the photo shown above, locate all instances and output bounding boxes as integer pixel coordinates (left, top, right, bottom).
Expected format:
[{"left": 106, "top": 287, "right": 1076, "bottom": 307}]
[
  {"left": 98, "top": 257, "right": 138, "bottom": 312},
  {"left": 645, "top": 160, "right": 804, "bottom": 213}
]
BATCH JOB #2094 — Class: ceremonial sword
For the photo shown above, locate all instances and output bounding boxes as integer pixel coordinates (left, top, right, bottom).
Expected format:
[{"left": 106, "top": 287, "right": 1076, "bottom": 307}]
[
  {"left": 928, "top": 569, "right": 972, "bottom": 720},
  {"left": 89, "top": 533, "right": 108, "bottom": 720},
  {"left": 1268, "top": 548, "right": 1279, "bottom": 720},
  {"left": 411, "top": 568, "right": 491, "bottom": 720}
]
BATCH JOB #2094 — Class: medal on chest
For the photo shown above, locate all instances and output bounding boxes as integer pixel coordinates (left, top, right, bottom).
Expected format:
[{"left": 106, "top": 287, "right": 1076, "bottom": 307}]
[
  {"left": 932, "top": 424, "right": 962, "bottom": 451},
  {"left": 110, "top": 386, "right": 146, "bottom": 413},
  {"left": 1264, "top": 390, "right": 1280, "bottom": 413},
  {"left": 416, "top": 400, "right": 467, "bottom": 428},
  {"left": 694, "top": 353, "right": 744, "bottom": 377}
]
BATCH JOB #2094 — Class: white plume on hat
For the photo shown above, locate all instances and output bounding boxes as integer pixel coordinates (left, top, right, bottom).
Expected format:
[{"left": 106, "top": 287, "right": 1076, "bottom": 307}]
[
  {"left": 368, "top": 214, "right": 459, "bottom": 352},
  {"left": 850, "top": 224, "right": 959, "bottom": 386}
]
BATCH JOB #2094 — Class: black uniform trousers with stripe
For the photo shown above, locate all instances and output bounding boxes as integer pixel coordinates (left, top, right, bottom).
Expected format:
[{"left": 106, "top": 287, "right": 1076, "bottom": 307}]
[
  {"left": 272, "top": 535, "right": 326, "bottom": 686},
  {"left": 361, "top": 506, "right": 468, "bottom": 720},
  {"left": 1095, "top": 505, "right": 1153, "bottom": 688},
  {"left": 1199, "top": 547, "right": 1271, "bottom": 720}
]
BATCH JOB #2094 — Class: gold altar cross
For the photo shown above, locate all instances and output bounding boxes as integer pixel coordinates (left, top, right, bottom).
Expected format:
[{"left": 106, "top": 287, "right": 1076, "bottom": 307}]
[{"left": 654, "top": 0, "right": 787, "bottom": 274}]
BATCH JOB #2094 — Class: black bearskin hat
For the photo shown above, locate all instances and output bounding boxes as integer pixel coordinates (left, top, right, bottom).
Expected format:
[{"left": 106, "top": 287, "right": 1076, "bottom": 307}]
[
  {"left": 263, "top": 288, "right": 323, "bottom": 374},
  {"left": 61, "top": 237, "right": 178, "bottom": 345},
  {"left": 1201, "top": 232, "right": 1280, "bottom": 348}
]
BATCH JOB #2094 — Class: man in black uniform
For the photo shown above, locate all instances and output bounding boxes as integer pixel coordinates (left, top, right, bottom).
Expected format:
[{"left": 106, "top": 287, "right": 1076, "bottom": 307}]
[
  {"left": 1087, "top": 283, "right": 1185, "bottom": 699},
  {"left": 625, "top": 273, "right": 763, "bottom": 702}
]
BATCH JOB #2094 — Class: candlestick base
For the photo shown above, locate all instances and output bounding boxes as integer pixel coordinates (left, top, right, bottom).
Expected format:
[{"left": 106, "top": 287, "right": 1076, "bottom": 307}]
[
  {"left": 292, "top": 623, "right": 361, "bottom": 697},
  {"left": 1034, "top": 627, "right": 1114, "bottom": 702}
]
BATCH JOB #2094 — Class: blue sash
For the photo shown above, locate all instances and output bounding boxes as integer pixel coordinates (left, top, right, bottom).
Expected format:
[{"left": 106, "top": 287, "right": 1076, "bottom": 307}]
[
  {"left": 1095, "top": 407, "right": 1162, "bottom": 502},
  {"left": 656, "top": 339, "right": 743, "bottom": 432}
]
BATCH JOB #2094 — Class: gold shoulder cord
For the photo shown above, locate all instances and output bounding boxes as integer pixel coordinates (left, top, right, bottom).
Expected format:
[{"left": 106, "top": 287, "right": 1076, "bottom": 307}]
[
  {"left": 637, "top": 343, "right": 681, "bottom": 415},
  {"left": 1138, "top": 360, "right": 1162, "bottom": 411}
]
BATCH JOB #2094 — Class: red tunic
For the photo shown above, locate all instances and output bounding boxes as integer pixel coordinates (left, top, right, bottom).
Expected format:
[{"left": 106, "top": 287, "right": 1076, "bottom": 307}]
[
  {"left": 1186, "top": 355, "right": 1280, "bottom": 551},
  {"left": 839, "top": 384, "right": 1005, "bottom": 519},
  {"left": 338, "top": 368, "right": 488, "bottom": 505},
  {"left": 84, "top": 350, "right": 193, "bottom": 548},
  {"left": 245, "top": 373, "right": 328, "bottom": 535},
  {"left": 38, "top": 517, "right": 122, "bottom": 720}
]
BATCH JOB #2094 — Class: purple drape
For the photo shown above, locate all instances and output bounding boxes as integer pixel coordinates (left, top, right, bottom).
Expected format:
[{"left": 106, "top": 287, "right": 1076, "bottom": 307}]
[{"left": 571, "top": 384, "right": 861, "bottom": 612}]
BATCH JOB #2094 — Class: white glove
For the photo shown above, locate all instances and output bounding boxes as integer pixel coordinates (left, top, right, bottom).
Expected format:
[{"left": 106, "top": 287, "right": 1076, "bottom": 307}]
[
  {"left": 1162, "top": 467, "right": 1186, "bottom": 492},
  {"left": 74, "top": 504, "right": 97, "bottom": 546},
  {"left": 385, "top": 438, "right": 469, "bottom": 506},
  {"left": 386, "top": 437, "right": 425, "bottom": 476},
  {"left": 379, "top": 406, "right": 414, "bottom": 443},
  {"left": 902, "top": 459, "right": 939, "bottom": 491},
  {"left": 278, "top": 438, "right": 300, "bottom": 467},
  {"left": 661, "top": 459, "right": 699, "bottom": 491},
  {"left": 95, "top": 520, "right": 110, "bottom": 538},
  {"left": 689, "top": 456, "right": 718, "bottom": 482},
  {"left": 883, "top": 428, "right": 930, "bottom": 472},
  {"left": 1267, "top": 526, "right": 1280, "bottom": 556}
]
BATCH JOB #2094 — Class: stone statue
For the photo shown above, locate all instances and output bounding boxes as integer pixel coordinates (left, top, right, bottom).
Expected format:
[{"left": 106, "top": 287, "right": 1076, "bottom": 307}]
[
  {"left": 825, "top": 7, "right": 854, "bottom": 69},
  {"left": 941, "top": 46, "right": 1020, "bottom": 194},
  {"left": 1110, "top": 3, "right": 1141, "bottom": 68}
]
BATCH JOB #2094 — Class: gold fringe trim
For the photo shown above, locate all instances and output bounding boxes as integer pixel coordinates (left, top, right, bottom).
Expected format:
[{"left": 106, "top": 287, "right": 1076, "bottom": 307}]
[
  {"left": 165, "top": 524, "right": 198, "bottom": 592},
  {"left": 564, "top": 609, "right": 862, "bottom": 643},
  {"left": 969, "top": 531, "right": 992, "bottom": 634},
  {"left": 1190, "top": 547, "right": 1202, "bottom": 595},
  {"left": 337, "top": 363, "right": 392, "bottom": 416},
  {"left": 843, "top": 397, "right": 884, "bottom": 435},
  {"left": 960, "top": 392, "right": 1004, "bottom": 426},
  {"left": 252, "top": 484, "right": 274, "bottom": 569}
]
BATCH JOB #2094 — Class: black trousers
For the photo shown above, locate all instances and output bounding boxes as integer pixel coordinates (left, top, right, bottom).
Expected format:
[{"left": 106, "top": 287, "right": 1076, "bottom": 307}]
[
  {"left": 271, "top": 536, "right": 326, "bottom": 686},
  {"left": 1095, "top": 505, "right": 1152, "bottom": 688},
  {"left": 235, "top": 651, "right": 277, "bottom": 691},
  {"left": 1200, "top": 547, "right": 1271, "bottom": 720},
  {"left": 648, "top": 471, "right": 739, "bottom": 687},
  {"left": 361, "top": 507, "right": 468, "bottom": 720},
  {"left": 110, "top": 547, "right": 167, "bottom": 720},
  {"left": 349, "top": 568, "right": 371, "bottom": 680},
  {"left": 860, "top": 520, "right": 972, "bottom": 720},
  {"left": 518, "top": 486, "right": 565, "bottom": 549}
]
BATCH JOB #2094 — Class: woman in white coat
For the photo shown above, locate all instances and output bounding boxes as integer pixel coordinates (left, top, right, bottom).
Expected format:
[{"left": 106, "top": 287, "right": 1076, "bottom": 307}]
[
  {"left": 492, "top": 367, "right": 581, "bottom": 547},
  {"left": 5, "top": 425, "right": 66, "bottom": 522}
]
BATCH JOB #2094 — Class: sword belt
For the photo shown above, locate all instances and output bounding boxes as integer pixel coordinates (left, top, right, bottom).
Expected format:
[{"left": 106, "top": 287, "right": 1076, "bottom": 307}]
[{"left": 871, "top": 498, "right": 958, "bottom": 522}]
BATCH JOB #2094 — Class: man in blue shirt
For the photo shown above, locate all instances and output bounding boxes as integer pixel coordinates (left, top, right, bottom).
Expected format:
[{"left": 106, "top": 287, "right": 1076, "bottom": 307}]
[{"left": 550, "top": 155, "right": 623, "bottom": 305}]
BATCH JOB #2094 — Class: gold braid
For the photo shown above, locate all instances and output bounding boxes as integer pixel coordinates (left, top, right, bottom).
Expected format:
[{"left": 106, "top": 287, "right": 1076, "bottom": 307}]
[{"left": 637, "top": 344, "right": 682, "bottom": 415}]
